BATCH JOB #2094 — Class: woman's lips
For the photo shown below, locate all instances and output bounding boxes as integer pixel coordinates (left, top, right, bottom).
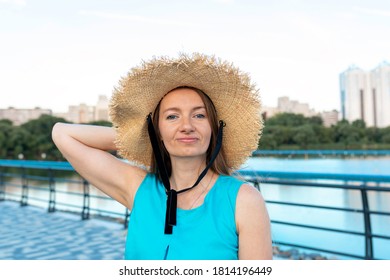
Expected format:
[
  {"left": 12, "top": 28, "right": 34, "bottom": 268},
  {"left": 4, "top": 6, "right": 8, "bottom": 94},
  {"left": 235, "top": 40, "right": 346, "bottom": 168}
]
[{"left": 177, "top": 137, "right": 198, "bottom": 143}]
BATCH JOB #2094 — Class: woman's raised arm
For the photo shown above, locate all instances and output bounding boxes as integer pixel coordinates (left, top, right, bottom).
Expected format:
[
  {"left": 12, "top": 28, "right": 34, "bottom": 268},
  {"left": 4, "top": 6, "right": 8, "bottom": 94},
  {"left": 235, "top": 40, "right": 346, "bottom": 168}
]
[{"left": 52, "top": 123, "right": 146, "bottom": 209}]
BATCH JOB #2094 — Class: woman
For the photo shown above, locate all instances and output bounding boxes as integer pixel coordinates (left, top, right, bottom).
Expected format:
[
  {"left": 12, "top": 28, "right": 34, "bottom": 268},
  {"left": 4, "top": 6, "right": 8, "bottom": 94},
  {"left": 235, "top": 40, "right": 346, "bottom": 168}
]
[{"left": 52, "top": 53, "right": 272, "bottom": 260}]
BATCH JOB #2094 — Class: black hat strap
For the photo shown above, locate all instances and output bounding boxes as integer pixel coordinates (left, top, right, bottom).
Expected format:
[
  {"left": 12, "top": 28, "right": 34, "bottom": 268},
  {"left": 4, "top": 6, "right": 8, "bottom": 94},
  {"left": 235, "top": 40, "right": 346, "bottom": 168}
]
[{"left": 147, "top": 113, "right": 225, "bottom": 234}]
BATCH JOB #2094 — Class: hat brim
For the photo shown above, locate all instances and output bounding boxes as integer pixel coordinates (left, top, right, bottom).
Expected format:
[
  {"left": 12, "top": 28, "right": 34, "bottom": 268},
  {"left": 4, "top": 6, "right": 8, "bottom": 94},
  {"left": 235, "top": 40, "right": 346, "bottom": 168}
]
[{"left": 109, "top": 53, "right": 262, "bottom": 170}]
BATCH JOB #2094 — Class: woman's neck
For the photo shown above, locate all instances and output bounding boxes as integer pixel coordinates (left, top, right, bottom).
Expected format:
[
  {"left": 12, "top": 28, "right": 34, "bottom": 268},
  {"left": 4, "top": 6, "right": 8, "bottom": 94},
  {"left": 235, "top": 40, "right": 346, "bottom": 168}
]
[{"left": 169, "top": 157, "right": 207, "bottom": 191}]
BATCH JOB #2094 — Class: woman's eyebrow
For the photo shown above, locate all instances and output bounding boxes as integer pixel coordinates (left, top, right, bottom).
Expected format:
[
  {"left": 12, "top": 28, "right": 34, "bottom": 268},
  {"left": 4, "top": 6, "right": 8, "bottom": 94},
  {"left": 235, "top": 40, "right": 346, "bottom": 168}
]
[
  {"left": 192, "top": 106, "right": 206, "bottom": 111},
  {"left": 162, "top": 105, "right": 206, "bottom": 113}
]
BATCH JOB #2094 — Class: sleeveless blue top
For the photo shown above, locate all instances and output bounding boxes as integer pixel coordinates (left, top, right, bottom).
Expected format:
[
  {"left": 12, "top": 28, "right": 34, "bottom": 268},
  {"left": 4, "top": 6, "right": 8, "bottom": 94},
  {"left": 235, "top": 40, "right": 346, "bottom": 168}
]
[{"left": 124, "top": 173, "right": 243, "bottom": 260}]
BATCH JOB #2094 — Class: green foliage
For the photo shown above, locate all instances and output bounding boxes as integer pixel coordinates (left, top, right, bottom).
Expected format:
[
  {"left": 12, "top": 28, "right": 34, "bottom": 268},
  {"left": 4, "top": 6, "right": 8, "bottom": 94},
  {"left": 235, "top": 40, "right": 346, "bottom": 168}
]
[
  {"left": 259, "top": 112, "right": 390, "bottom": 150},
  {"left": 266, "top": 113, "right": 307, "bottom": 126},
  {"left": 0, "top": 115, "right": 64, "bottom": 160},
  {"left": 0, "top": 119, "right": 13, "bottom": 126},
  {"left": 292, "top": 124, "right": 318, "bottom": 149},
  {"left": 0, "top": 115, "right": 114, "bottom": 160},
  {"left": 0, "top": 121, "right": 14, "bottom": 158}
]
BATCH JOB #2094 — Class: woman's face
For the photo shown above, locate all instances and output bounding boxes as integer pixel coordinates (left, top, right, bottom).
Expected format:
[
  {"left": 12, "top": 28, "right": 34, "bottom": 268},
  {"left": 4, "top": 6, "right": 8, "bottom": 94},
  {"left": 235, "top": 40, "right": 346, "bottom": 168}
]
[{"left": 158, "top": 88, "right": 212, "bottom": 161}]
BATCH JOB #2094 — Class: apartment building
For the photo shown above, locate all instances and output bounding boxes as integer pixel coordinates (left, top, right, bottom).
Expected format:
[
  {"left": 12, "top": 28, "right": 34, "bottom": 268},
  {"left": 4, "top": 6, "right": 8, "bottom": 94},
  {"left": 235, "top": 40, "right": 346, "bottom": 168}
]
[
  {"left": 340, "top": 62, "right": 390, "bottom": 127},
  {"left": 0, "top": 107, "right": 52, "bottom": 125}
]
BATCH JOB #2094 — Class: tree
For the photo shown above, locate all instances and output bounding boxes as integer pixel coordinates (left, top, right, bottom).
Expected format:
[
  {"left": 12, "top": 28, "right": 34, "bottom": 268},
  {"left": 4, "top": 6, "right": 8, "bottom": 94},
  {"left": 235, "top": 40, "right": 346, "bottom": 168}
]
[
  {"left": 292, "top": 125, "right": 318, "bottom": 149},
  {"left": 258, "top": 134, "right": 278, "bottom": 150},
  {"left": 366, "top": 127, "right": 381, "bottom": 143},
  {"left": 7, "top": 126, "right": 32, "bottom": 159},
  {"left": 262, "top": 125, "right": 294, "bottom": 146},
  {"left": 307, "top": 116, "right": 323, "bottom": 126},
  {"left": 0, "top": 121, "right": 13, "bottom": 158},
  {"left": 352, "top": 119, "right": 366, "bottom": 129},
  {"left": 20, "top": 114, "right": 69, "bottom": 160},
  {"left": 266, "top": 113, "right": 307, "bottom": 127},
  {"left": 380, "top": 127, "right": 390, "bottom": 144},
  {"left": 0, "top": 119, "right": 13, "bottom": 126},
  {"left": 331, "top": 120, "right": 363, "bottom": 148}
]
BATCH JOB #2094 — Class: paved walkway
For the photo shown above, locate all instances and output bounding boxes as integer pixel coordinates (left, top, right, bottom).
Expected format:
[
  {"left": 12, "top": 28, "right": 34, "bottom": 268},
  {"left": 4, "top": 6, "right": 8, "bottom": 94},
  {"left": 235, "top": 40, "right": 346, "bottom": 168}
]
[
  {"left": 0, "top": 201, "right": 127, "bottom": 260},
  {"left": 1, "top": 200, "right": 288, "bottom": 260}
]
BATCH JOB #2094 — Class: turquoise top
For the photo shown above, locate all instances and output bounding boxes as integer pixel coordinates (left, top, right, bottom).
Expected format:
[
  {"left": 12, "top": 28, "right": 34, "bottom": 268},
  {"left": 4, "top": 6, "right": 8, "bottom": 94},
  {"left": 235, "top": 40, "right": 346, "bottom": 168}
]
[{"left": 124, "top": 173, "right": 243, "bottom": 260}]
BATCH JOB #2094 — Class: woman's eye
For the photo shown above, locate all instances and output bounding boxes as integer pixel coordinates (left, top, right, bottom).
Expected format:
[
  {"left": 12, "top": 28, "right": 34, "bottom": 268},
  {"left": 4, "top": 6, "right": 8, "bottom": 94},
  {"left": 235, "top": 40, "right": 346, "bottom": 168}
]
[
  {"left": 195, "top": 114, "right": 206, "bottom": 119},
  {"left": 166, "top": 115, "right": 178, "bottom": 120}
]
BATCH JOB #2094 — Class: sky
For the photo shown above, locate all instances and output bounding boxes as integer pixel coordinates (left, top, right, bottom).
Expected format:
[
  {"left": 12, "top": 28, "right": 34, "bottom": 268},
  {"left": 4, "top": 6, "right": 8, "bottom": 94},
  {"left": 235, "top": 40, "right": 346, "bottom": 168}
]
[{"left": 1, "top": 0, "right": 389, "bottom": 113}]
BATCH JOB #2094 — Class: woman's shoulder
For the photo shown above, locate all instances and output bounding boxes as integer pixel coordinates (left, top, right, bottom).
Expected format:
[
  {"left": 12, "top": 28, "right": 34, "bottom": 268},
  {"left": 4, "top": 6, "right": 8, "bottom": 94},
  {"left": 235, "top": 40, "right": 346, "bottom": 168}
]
[
  {"left": 238, "top": 183, "right": 263, "bottom": 200},
  {"left": 235, "top": 183, "right": 268, "bottom": 225}
]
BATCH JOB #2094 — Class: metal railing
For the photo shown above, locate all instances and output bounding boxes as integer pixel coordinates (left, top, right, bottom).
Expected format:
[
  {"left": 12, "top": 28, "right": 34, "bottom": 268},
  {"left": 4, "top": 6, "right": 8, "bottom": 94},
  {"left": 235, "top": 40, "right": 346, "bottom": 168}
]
[
  {"left": 0, "top": 160, "right": 130, "bottom": 226},
  {"left": 1, "top": 159, "right": 390, "bottom": 260},
  {"left": 253, "top": 149, "right": 390, "bottom": 157},
  {"left": 239, "top": 170, "right": 390, "bottom": 260}
]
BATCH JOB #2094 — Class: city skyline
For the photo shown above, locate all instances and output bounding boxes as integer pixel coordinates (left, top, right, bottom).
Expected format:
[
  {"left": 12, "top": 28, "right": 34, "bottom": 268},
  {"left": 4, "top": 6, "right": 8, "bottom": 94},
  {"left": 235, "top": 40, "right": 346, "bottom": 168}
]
[
  {"left": 1, "top": 0, "right": 390, "bottom": 113},
  {"left": 0, "top": 91, "right": 322, "bottom": 113},
  {"left": 2, "top": 93, "right": 341, "bottom": 128}
]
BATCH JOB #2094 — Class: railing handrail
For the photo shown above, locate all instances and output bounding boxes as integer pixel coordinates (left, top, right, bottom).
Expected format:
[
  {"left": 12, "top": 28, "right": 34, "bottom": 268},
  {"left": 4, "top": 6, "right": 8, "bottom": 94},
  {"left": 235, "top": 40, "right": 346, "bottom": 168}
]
[
  {"left": 253, "top": 149, "right": 390, "bottom": 156},
  {"left": 0, "top": 160, "right": 74, "bottom": 170},
  {"left": 2, "top": 159, "right": 390, "bottom": 183},
  {"left": 239, "top": 170, "right": 390, "bottom": 183}
]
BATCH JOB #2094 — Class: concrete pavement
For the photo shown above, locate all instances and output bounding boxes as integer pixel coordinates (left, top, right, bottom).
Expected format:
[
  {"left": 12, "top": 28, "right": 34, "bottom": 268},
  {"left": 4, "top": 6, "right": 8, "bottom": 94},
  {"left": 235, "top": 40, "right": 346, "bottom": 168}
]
[{"left": 0, "top": 201, "right": 126, "bottom": 260}]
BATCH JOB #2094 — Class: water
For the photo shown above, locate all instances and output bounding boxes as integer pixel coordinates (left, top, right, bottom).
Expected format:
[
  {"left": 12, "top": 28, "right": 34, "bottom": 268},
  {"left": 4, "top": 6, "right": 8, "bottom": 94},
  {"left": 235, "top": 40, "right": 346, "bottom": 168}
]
[
  {"left": 244, "top": 157, "right": 390, "bottom": 259},
  {"left": 3, "top": 157, "right": 390, "bottom": 259},
  {"left": 243, "top": 157, "right": 389, "bottom": 176}
]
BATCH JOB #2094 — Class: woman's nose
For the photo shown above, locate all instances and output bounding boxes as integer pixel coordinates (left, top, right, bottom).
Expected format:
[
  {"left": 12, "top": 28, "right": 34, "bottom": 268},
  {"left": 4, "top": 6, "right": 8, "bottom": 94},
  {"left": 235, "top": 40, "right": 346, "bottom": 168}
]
[{"left": 179, "top": 116, "right": 195, "bottom": 132}]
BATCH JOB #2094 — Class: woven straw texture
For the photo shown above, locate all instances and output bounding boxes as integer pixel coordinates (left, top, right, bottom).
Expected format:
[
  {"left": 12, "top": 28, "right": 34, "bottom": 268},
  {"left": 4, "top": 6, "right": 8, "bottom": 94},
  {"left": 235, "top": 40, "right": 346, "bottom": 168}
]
[{"left": 109, "top": 53, "right": 262, "bottom": 170}]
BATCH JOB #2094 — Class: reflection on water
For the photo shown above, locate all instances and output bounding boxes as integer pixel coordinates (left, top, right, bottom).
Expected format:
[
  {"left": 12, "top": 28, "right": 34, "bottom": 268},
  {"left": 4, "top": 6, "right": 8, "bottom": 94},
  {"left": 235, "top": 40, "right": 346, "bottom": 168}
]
[
  {"left": 262, "top": 183, "right": 390, "bottom": 259},
  {"left": 4, "top": 176, "right": 127, "bottom": 219},
  {"left": 245, "top": 157, "right": 390, "bottom": 259}
]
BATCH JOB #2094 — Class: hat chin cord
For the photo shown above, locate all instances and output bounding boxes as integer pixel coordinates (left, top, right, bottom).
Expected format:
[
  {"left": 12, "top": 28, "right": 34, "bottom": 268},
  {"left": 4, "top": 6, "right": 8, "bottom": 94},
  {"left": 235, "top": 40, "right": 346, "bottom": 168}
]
[{"left": 147, "top": 113, "right": 224, "bottom": 234}]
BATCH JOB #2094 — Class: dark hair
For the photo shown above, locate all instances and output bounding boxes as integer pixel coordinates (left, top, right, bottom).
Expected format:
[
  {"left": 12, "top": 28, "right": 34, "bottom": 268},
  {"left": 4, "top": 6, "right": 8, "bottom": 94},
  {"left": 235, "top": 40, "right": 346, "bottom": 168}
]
[{"left": 150, "top": 86, "right": 231, "bottom": 177}]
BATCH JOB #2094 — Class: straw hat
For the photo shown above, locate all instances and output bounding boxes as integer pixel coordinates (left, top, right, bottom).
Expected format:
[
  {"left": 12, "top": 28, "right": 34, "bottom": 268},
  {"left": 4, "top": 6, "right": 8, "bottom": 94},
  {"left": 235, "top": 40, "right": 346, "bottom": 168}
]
[{"left": 109, "top": 53, "right": 262, "bottom": 170}]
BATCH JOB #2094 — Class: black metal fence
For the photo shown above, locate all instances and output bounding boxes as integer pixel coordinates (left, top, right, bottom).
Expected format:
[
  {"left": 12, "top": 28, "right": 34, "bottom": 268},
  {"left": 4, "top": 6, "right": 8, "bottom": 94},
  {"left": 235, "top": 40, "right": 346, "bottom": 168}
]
[
  {"left": 0, "top": 160, "right": 130, "bottom": 226},
  {"left": 241, "top": 171, "right": 390, "bottom": 260},
  {"left": 1, "top": 160, "right": 390, "bottom": 260}
]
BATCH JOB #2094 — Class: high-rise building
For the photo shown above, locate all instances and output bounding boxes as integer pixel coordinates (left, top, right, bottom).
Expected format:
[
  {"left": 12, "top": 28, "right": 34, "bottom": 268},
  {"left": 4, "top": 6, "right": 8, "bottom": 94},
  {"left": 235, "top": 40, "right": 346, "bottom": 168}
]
[
  {"left": 370, "top": 62, "right": 390, "bottom": 128},
  {"left": 340, "top": 62, "right": 390, "bottom": 127}
]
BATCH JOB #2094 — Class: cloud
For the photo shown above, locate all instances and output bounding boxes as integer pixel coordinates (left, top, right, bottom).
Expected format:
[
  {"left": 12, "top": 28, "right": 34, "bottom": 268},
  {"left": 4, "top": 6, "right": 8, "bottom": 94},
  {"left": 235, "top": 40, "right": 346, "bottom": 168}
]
[{"left": 78, "top": 10, "right": 200, "bottom": 27}]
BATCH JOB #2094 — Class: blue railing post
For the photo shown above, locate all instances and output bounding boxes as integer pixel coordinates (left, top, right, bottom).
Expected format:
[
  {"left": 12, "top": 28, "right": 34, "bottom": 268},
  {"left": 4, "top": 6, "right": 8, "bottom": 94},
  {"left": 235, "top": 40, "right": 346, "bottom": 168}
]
[
  {"left": 48, "top": 168, "right": 56, "bottom": 213},
  {"left": 253, "top": 181, "right": 261, "bottom": 191},
  {"left": 360, "top": 184, "right": 373, "bottom": 260},
  {"left": 82, "top": 179, "right": 90, "bottom": 220},
  {"left": 21, "top": 167, "right": 28, "bottom": 206},
  {"left": 124, "top": 208, "right": 130, "bottom": 229},
  {"left": 0, "top": 166, "right": 5, "bottom": 201}
]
